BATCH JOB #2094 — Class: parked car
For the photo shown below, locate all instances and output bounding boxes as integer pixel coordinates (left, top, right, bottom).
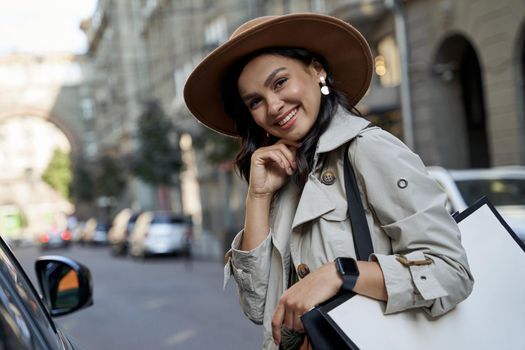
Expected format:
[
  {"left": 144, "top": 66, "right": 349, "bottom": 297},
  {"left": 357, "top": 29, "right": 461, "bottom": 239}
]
[
  {"left": 77, "top": 218, "right": 97, "bottom": 245},
  {"left": 38, "top": 226, "right": 72, "bottom": 250},
  {"left": 0, "top": 235, "right": 93, "bottom": 349},
  {"left": 91, "top": 222, "right": 110, "bottom": 245},
  {"left": 428, "top": 166, "right": 525, "bottom": 242},
  {"left": 128, "top": 212, "right": 193, "bottom": 259},
  {"left": 109, "top": 211, "right": 140, "bottom": 256}
]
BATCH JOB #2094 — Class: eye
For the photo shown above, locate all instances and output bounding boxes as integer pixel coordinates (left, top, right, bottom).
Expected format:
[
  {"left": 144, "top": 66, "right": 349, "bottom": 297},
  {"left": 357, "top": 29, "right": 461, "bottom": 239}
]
[
  {"left": 274, "top": 77, "right": 288, "bottom": 89},
  {"left": 248, "top": 98, "right": 261, "bottom": 109}
]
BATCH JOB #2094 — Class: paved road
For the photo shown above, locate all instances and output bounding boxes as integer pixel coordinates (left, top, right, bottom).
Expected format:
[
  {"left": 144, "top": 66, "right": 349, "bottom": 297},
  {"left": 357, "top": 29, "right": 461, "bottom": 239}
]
[{"left": 14, "top": 244, "right": 261, "bottom": 349}]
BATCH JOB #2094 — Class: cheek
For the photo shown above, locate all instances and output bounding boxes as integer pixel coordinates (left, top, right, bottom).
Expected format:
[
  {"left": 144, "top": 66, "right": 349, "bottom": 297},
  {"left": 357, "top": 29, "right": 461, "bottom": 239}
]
[
  {"left": 305, "top": 86, "right": 322, "bottom": 112},
  {"left": 287, "top": 84, "right": 305, "bottom": 100},
  {"left": 251, "top": 111, "right": 267, "bottom": 129},
  {"left": 297, "top": 79, "right": 321, "bottom": 107}
]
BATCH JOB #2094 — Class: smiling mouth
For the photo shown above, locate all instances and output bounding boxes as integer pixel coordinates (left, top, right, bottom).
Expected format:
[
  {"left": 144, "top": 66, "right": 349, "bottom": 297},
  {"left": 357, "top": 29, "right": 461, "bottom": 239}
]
[{"left": 277, "top": 108, "right": 297, "bottom": 126}]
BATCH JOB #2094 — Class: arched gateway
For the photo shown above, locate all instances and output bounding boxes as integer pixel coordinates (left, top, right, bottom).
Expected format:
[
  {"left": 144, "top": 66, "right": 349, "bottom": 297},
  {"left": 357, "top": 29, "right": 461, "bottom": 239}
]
[
  {"left": 0, "top": 53, "right": 86, "bottom": 243},
  {"left": 431, "top": 34, "right": 490, "bottom": 169}
]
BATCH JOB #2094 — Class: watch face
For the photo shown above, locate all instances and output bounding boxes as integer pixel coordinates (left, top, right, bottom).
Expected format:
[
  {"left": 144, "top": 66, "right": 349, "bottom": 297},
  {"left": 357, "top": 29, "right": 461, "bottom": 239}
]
[{"left": 337, "top": 258, "right": 359, "bottom": 276}]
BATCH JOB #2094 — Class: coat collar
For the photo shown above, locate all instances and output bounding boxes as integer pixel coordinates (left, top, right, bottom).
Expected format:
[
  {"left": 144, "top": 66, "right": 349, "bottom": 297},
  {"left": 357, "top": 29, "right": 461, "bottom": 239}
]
[{"left": 315, "top": 108, "right": 370, "bottom": 154}]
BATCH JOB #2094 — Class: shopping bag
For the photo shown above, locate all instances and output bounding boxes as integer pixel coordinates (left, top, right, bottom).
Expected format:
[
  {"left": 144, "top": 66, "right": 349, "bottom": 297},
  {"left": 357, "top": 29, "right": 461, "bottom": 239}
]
[{"left": 302, "top": 197, "right": 525, "bottom": 350}]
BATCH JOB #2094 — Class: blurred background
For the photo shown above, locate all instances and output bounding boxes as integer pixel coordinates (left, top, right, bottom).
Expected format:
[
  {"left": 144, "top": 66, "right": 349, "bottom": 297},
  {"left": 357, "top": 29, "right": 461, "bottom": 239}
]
[{"left": 0, "top": 0, "right": 524, "bottom": 348}]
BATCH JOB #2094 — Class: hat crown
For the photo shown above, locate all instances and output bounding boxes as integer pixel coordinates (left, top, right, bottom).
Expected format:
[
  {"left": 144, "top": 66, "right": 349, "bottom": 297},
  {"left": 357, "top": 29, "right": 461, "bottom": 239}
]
[{"left": 230, "top": 16, "right": 276, "bottom": 39}]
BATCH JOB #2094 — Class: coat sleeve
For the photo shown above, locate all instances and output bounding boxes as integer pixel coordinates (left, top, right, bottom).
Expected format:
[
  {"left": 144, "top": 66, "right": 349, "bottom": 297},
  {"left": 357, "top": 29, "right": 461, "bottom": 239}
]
[
  {"left": 351, "top": 128, "right": 474, "bottom": 317},
  {"left": 224, "top": 229, "right": 272, "bottom": 324}
]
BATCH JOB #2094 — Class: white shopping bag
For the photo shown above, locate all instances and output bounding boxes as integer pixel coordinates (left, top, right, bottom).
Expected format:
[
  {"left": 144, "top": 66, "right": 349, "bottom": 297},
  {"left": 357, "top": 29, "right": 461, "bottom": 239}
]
[{"left": 325, "top": 198, "right": 525, "bottom": 350}]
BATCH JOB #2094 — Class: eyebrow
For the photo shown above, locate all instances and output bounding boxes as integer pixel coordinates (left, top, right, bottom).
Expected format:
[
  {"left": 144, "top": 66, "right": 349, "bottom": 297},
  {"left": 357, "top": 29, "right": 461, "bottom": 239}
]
[
  {"left": 264, "top": 67, "right": 286, "bottom": 87},
  {"left": 241, "top": 67, "right": 287, "bottom": 102}
]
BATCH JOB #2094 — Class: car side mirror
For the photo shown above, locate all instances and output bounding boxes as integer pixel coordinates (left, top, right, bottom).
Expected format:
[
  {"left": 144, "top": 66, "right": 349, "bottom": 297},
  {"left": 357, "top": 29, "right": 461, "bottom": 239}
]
[{"left": 35, "top": 256, "right": 93, "bottom": 317}]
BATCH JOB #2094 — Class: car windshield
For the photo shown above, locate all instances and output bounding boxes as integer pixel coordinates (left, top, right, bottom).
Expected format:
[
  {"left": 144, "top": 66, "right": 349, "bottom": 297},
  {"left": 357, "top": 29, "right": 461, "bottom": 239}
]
[{"left": 455, "top": 178, "right": 525, "bottom": 206}]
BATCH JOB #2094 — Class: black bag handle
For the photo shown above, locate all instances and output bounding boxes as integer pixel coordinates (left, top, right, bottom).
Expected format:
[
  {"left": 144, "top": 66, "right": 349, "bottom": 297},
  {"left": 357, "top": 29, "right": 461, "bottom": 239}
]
[
  {"left": 344, "top": 142, "right": 374, "bottom": 261},
  {"left": 300, "top": 138, "right": 375, "bottom": 350}
]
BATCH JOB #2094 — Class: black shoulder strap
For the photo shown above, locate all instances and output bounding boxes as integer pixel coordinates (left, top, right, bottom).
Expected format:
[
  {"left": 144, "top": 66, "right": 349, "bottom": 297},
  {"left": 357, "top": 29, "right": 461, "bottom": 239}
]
[{"left": 344, "top": 142, "right": 374, "bottom": 261}]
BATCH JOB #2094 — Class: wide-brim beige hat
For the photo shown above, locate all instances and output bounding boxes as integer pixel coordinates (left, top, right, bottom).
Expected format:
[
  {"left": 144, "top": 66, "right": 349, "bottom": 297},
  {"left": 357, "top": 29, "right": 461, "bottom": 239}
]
[{"left": 184, "top": 13, "right": 373, "bottom": 137}]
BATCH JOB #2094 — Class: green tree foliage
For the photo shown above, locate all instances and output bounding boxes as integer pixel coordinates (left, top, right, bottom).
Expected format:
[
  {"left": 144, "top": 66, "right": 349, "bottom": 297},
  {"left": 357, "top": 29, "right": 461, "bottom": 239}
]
[
  {"left": 95, "top": 155, "right": 127, "bottom": 198},
  {"left": 71, "top": 162, "right": 95, "bottom": 202},
  {"left": 42, "top": 149, "right": 73, "bottom": 199},
  {"left": 193, "top": 127, "right": 240, "bottom": 164},
  {"left": 133, "top": 100, "right": 182, "bottom": 185}
]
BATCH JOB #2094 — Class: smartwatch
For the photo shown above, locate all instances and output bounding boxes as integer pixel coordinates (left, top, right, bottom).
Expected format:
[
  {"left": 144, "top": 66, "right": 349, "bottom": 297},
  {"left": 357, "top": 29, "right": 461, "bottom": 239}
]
[{"left": 335, "top": 257, "right": 360, "bottom": 292}]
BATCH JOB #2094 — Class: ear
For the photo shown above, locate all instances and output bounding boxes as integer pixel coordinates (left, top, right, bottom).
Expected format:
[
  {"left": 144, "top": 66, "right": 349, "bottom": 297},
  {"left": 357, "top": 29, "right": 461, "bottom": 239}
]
[{"left": 310, "top": 60, "right": 327, "bottom": 79}]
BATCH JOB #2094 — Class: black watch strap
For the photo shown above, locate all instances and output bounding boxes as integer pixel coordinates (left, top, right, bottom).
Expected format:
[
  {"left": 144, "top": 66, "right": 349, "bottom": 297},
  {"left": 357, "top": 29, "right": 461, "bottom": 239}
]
[{"left": 335, "top": 257, "right": 359, "bottom": 292}]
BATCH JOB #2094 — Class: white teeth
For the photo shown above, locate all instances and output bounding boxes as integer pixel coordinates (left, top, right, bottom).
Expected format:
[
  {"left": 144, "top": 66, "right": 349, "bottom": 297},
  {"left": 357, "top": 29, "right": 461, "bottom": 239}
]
[{"left": 278, "top": 109, "right": 297, "bottom": 126}]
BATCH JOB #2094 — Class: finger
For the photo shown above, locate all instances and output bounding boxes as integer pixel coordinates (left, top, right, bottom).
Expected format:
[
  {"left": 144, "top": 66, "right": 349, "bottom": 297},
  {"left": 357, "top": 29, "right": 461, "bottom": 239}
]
[
  {"left": 274, "top": 144, "right": 297, "bottom": 170},
  {"left": 255, "top": 150, "right": 288, "bottom": 172},
  {"left": 256, "top": 143, "right": 296, "bottom": 171},
  {"left": 269, "top": 151, "right": 293, "bottom": 175},
  {"left": 299, "top": 337, "right": 309, "bottom": 350},
  {"left": 263, "top": 147, "right": 294, "bottom": 175},
  {"left": 271, "top": 302, "right": 285, "bottom": 345},
  {"left": 293, "top": 310, "right": 304, "bottom": 333},
  {"left": 283, "top": 304, "right": 294, "bottom": 331}
]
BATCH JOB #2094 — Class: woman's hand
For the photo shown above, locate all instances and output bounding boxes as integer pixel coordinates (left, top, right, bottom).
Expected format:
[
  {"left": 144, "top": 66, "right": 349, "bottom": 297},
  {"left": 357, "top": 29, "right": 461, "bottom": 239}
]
[
  {"left": 248, "top": 140, "right": 299, "bottom": 198},
  {"left": 271, "top": 260, "right": 388, "bottom": 345},
  {"left": 271, "top": 262, "right": 342, "bottom": 346}
]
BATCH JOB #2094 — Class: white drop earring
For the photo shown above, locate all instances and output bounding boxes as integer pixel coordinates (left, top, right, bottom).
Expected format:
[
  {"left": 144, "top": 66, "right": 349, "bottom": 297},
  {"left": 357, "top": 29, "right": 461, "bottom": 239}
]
[{"left": 319, "top": 76, "right": 330, "bottom": 96}]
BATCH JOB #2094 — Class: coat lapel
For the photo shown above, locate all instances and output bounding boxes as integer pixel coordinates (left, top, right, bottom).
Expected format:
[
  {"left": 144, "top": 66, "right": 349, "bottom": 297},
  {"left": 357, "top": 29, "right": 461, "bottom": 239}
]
[
  {"left": 270, "top": 182, "right": 300, "bottom": 257},
  {"left": 291, "top": 174, "right": 335, "bottom": 229}
]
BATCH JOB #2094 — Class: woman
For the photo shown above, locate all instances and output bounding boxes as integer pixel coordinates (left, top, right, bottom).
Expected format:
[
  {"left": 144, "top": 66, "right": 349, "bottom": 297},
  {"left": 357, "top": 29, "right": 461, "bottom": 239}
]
[{"left": 184, "top": 13, "right": 473, "bottom": 350}]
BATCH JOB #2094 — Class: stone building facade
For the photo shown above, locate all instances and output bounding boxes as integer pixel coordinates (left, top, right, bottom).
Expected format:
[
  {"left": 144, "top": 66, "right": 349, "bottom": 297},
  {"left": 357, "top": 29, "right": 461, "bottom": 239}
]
[
  {"left": 404, "top": 0, "right": 525, "bottom": 168},
  {"left": 82, "top": 0, "right": 525, "bottom": 246},
  {"left": 82, "top": 0, "right": 160, "bottom": 212}
]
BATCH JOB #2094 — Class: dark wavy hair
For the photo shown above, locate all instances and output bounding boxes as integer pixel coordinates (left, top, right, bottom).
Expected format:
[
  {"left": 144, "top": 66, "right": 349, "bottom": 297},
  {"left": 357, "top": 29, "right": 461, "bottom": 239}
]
[{"left": 222, "top": 47, "right": 360, "bottom": 187}]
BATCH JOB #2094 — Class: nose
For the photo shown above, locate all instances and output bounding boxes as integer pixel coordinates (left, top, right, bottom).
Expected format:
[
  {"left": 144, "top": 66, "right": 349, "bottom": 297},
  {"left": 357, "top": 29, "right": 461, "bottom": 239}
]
[{"left": 267, "top": 94, "right": 284, "bottom": 116}]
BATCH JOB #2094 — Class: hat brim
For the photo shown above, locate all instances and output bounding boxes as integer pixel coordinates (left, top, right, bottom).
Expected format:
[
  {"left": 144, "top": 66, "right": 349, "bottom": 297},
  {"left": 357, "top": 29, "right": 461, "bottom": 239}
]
[{"left": 184, "top": 13, "right": 373, "bottom": 137}]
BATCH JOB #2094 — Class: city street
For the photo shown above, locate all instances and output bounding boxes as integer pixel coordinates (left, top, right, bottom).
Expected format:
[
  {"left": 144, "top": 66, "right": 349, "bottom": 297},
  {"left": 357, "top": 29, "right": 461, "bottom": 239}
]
[{"left": 13, "top": 244, "right": 261, "bottom": 349}]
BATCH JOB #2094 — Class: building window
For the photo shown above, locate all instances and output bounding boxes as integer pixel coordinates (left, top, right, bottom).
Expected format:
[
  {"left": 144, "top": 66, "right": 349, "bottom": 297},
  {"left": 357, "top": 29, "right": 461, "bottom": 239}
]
[
  {"left": 81, "top": 98, "right": 94, "bottom": 120},
  {"left": 173, "top": 61, "right": 196, "bottom": 105},
  {"left": 205, "top": 17, "right": 228, "bottom": 50}
]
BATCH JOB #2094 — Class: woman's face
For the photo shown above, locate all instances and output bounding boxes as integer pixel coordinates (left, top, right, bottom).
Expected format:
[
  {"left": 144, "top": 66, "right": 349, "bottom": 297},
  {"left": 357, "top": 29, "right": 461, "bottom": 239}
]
[{"left": 237, "top": 54, "right": 325, "bottom": 142}]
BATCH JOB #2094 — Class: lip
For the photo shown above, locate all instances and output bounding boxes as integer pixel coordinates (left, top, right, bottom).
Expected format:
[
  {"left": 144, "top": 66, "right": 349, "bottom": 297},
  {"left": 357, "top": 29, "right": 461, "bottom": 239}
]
[{"left": 274, "top": 107, "right": 298, "bottom": 129}]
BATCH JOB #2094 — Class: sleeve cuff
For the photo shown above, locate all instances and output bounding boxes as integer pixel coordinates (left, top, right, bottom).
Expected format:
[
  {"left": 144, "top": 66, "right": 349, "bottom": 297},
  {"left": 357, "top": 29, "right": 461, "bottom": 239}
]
[
  {"left": 373, "top": 251, "right": 447, "bottom": 314},
  {"left": 223, "top": 229, "right": 272, "bottom": 292}
]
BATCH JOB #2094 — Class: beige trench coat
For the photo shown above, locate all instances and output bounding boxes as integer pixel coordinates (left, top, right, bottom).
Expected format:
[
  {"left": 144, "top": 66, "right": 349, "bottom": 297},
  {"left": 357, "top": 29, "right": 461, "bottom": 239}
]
[{"left": 224, "top": 108, "right": 474, "bottom": 349}]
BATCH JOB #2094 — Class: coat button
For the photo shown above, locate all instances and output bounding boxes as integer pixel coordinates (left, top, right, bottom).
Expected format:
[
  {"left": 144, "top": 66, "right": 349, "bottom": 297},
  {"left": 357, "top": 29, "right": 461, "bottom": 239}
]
[
  {"left": 297, "top": 264, "right": 310, "bottom": 279},
  {"left": 321, "top": 170, "right": 336, "bottom": 185}
]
